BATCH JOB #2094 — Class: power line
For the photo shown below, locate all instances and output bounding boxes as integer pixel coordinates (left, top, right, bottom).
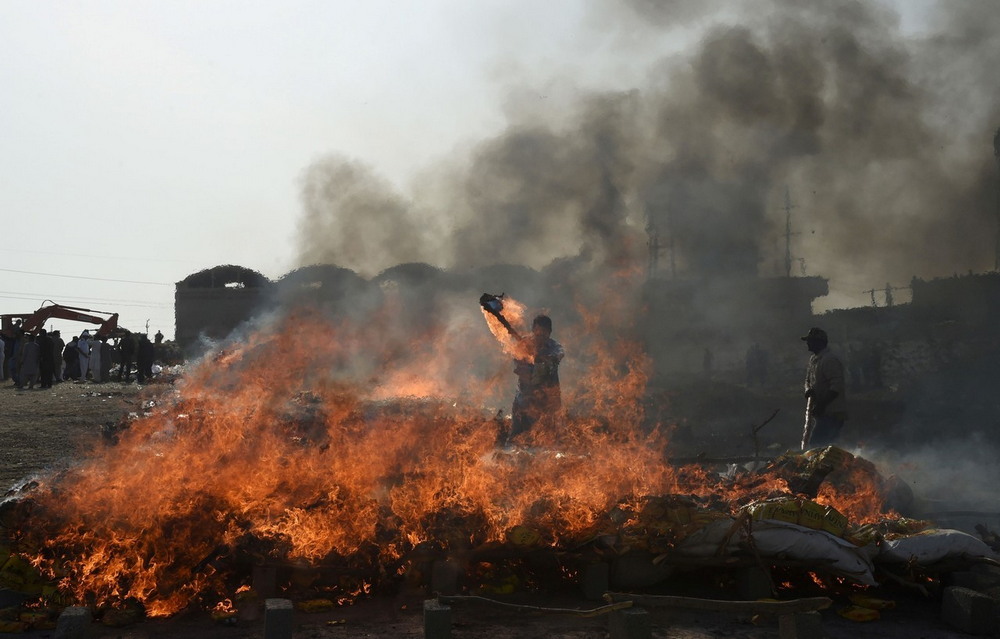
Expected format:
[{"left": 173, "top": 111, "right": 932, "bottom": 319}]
[
  {"left": 0, "top": 267, "right": 172, "bottom": 286},
  {"left": 0, "top": 289, "right": 171, "bottom": 306},
  {"left": 0, "top": 247, "right": 199, "bottom": 265},
  {"left": 0, "top": 292, "right": 170, "bottom": 309}
]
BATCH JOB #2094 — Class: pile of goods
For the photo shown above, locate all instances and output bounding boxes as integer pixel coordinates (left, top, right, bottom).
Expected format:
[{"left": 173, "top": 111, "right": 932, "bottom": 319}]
[
  {"left": 579, "top": 447, "right": 996, "bottom": 589},
  {"left": 1, "top": 446, "right": 997, "bottom": 630}
]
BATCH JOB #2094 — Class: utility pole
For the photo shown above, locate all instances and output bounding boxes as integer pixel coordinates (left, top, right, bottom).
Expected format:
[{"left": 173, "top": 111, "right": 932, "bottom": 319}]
[
  {"left": 994, "top": 128, "right": 1000, "bottom": 271},
  {"left": 646, "top": 214, "right": 675, "bottom": 279},
  {"left": 668, "top": 212, "right": 676, "bottom": 279},
  {"left": 646, "top": 222, "right": 660, "bottom": 278},
  {"left": 784, "top": 186, "right": 796, "bottom": 278}
]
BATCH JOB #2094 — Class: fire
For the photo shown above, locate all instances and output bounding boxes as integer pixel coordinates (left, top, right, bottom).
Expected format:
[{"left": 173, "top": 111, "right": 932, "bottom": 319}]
[
  {"left": 481, "top": 295, "right": 532, "bottom": 361},
  {"left": 212, "top": 599, "right": 235, "bottom": 615},
  {"left": 4, "top": 292, "right": 899, "bottom": 616},
  {"left": 10, "top": 298, "right": 677, "bottom": 615},
  {"left": 815, "top": 463, "right": 897, "bottom": 524}
]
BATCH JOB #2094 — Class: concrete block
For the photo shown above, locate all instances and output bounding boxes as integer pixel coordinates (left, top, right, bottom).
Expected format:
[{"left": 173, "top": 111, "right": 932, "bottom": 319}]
[
  {"left": 54, "top": 606, "right": 91, "bottom": 639},
  {"left": 942, "top": 586, "right": 997, "bottom": 636},
  {"left": 737, "top": 565, "right": 774, "bottom": 600},
  {"left": 430, "top": 558, "right": 461, "bottom": 596},
  {"left": 608, "top": 607, "right": 651, "bottom": 639},
  {"left": 423, "top": 598, "right": 452, "bottom": 639},
  {"left": 263, "top": 598, "right": 294, "bottom": 639},
  {"left": 581, "top": 562, "right": 610, "bottom": 600},
  {"left": 778, "top": 611, "right": 827, "bottom": 639}
]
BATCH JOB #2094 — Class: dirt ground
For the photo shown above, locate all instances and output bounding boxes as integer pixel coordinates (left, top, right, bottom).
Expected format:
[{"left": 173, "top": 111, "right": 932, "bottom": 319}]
[
  {"left": 0, "top": 378, "right": 975, "bottom": 638},
  {"left": 0, "top": 379, "right": 159, "bottom": 490}
]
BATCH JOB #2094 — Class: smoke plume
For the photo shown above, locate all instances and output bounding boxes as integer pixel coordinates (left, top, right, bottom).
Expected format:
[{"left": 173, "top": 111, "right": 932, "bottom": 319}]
[
  {"left": 285, "top": 0, "right": 1000, "bottom": 512},
  {"left": 294, "top": 0, "right": 1000, "bottom": 304}
]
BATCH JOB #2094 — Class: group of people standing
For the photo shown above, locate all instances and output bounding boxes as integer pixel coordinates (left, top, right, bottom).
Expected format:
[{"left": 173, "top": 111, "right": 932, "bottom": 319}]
[{"left": 1, "top": 326, "right": 157, "bottom": 390}]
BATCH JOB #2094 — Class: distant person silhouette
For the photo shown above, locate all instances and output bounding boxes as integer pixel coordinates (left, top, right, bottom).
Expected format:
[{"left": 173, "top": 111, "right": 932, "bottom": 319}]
[{"left": 801, "top": 327, "right": 848, "bottom": 450}]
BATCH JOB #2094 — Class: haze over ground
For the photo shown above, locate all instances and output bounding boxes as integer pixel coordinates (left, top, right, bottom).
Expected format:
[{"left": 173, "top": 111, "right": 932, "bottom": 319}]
[{"left": 2, "top": 0, "right": 997, "bottom": 340}]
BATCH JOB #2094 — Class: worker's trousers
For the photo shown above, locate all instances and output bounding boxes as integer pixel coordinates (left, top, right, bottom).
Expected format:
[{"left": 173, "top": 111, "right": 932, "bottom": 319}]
[{"left": 810, "top": 415, "right": 844, "bottom": 449}]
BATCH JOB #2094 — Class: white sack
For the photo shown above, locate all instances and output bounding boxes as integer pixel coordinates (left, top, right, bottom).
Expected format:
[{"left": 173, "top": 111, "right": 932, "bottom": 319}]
[
  {"left": 749, "top": 520, "right": 877, "bottom": 585},
  {"left": 878, "top": 528, "right": 998, "bottom": 565},
  {"left": 673, "top": 518, "right": 741, "bottom": 557}
]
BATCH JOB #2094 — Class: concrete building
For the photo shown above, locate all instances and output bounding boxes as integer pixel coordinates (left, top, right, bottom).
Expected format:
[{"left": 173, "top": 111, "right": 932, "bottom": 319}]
[
  {"left": 641, "top": 275, "right": 829, "bottom": 383},
  {"left": 174, "top": 265, "right": 272, "bottom": 353}
]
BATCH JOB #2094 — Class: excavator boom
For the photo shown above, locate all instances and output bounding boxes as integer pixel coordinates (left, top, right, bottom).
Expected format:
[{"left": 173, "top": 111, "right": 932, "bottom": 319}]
[{"left": 1, "top": 303, "right": 120, "bottom": 337}]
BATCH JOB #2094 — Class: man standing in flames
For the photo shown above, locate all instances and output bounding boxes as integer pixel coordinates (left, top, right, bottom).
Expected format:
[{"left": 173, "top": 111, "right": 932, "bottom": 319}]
[
  {"left": 510, "top": 314, "right": 564, "bottom": 442},
  {"left": 801, "top": 327, "right": 848, "bottom": 450}
]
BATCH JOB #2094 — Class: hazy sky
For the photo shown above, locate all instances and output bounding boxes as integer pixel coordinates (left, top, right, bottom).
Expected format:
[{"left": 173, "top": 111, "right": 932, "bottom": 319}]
[{"left": 0, "top": 0, "right": 965, "bottom": 339}]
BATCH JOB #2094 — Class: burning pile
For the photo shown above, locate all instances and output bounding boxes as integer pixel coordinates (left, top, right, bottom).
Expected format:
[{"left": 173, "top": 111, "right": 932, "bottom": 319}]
[{"left": 0, "top": 298, "right": 995, "bottom": 626}]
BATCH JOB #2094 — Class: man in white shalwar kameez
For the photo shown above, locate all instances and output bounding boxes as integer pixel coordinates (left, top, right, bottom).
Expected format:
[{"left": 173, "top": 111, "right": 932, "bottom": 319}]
[{"left": 77, "top": 331, "right": 91, "bottom": 382}]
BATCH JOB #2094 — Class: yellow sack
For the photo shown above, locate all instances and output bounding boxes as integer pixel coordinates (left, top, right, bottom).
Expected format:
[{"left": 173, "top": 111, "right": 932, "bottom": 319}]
[
  {"left": 0, "top": 555, "right": 44, "bottom": 595},
  {"left": 17, "top": 611, "right": 48, "bottom": 625},
  {"left": 837, "top": 605, "right": 880, "bottom": 621},
  {"left": 821, "top": 506, "right": 848, "bottom": 537},
  {"left": 810, "top": 445, "right": 855, "bottom": 469},
  {"left": 845, "top": 524, "right": 882, "bottom": 547},
  {"left": 294, "top": 599, "right": 335, "bottom": 613},
  {"left": 17, "top": 610, "right": 55, "bottom": 630},
  {"left": 480, "top": 574, "right": 519, "bottom": 595},
  {"left": 746, "top": 500, "right": 778, "bottom": 522},
  {"left": 849, "top": 593, "right": 895, "bottom": 610},
  {"left": 210, "top": 609, "right": 237, "bottom": 622},
  {"left": 798, "top": 501, "right": 826, "bottom": 530},
  {"left": 0, "top": 620, "right": 29, "bottom": 633},
  {"left": 771, "top": 499, "right": 801, "bottom": 525},
  {"left": 507, "top": 526, "right": 541, "bottom": 548}
]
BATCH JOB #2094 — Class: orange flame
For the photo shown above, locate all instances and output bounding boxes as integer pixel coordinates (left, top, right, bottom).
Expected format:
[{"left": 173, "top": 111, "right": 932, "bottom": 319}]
[
  {"left": 10, "top": 290, "right": 899, "bottom": 615},
  {"left": 815, "top": 463, "right": 897, "bottom": 524},
  {"left": 481, "top": 296, "right": 532, "bottom": 361}
]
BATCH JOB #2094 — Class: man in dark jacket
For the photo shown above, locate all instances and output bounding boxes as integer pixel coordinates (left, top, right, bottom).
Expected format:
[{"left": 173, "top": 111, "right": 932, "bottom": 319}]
[
  {"left": 510, "top": 314, "right": 564, "bottom": 442},
  {"left": 801, "top": 327, "right": 848, "bottom": 450},
  {"left": 117, "top": 331, "right": 136, "bottom": 382},
  {"left": 9, "top": 327, "right": 23, "bottom": 387},
  {"left": 63, "top": 337, "right": 80, "bottom": 381},
  {"left": 136, "top": 333, "right": 155, "bottom": 384},
  {"left": 51, "top": 330, "right": 65, "bottom": 382},
  {"left": 37, "top": 329, "right": 55, "bottom": 389},
  {"left": 18, "top": 334, "right": 40, "bottom": 390}
]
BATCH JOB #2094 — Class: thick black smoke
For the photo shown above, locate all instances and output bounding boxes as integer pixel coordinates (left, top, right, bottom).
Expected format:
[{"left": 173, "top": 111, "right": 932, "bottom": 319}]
[
  {"left": 284, "top": 0, "right": 1000, "bottom": 518},
  {"left": 295, "top": 0, "right": 1000, "bottom": 304},
  {"left": 297, "top": 156, "right": 432, "bottom": 277}
]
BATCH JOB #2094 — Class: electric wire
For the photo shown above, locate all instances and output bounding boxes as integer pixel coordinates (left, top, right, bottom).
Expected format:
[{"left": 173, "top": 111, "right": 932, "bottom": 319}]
[
  {"left": 0, "top": 291, "right": 170, "bottom": 308},
  {"left": 0, "top": 294, "right": 169, "bottom": 310},
  {"left": 0, "top": 267, "right": 172, "bottom": 286},
  {"left": 0, "top": 247, "right": 199, "bottom": 265}
]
